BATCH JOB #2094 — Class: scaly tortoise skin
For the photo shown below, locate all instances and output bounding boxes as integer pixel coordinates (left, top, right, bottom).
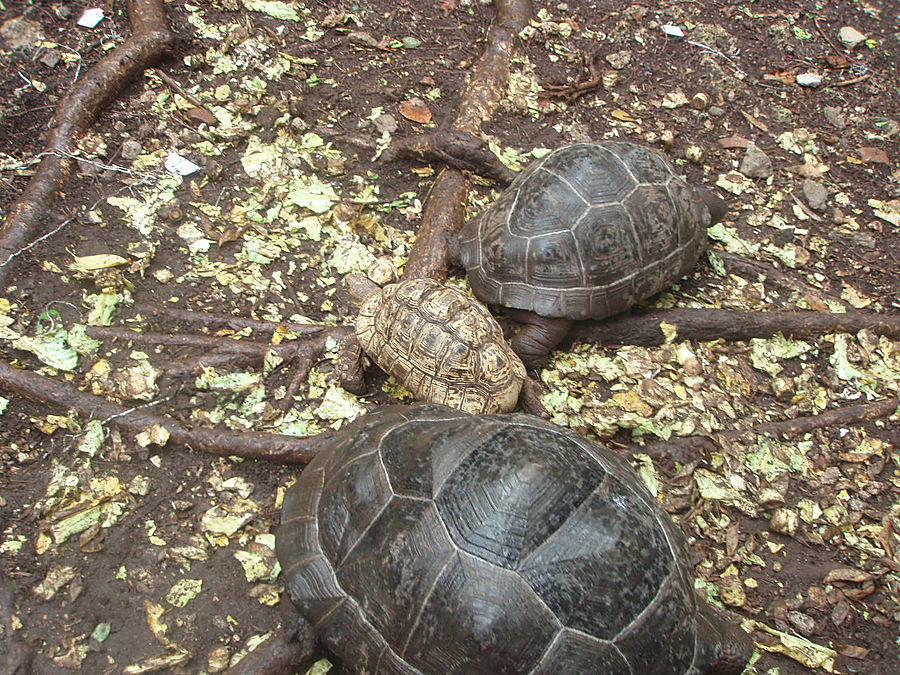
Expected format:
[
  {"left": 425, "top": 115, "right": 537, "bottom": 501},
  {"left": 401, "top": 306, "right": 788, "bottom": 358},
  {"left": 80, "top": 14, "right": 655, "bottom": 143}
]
[
  {"left": 459, "top": 141, "right": 725, "bottom": 367},
  {"left": 276, "top": 404, "right": 753, "bottom": 674},
  {"left": 344, "top": 276, "right": 526, "bottom": 414}
]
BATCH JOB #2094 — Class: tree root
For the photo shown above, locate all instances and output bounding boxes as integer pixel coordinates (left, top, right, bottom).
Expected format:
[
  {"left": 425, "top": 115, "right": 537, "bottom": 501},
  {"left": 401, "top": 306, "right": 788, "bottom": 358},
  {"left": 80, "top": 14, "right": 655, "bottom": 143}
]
[
  {"left": 541, "top": 46, "right": 606, "bottom": 103},
  {"left": 718, "top": 251, "right": 851, "bottom": 312},
  {"left": 133, "top": 304, "right": 331, "bottom": 336},
  {"left": 569, "top": 307, "right": 900, "bottom": 347},
  {"left": 0, "top": 0, "right": 177, "bottom": 287},
  {"left": 634, "top": 397, "right": 899, "bottom": 462},
  {"left": 0, "top": 360, "right": 330, "bottom": 464},
  {"left": 402, "top": 0, "right": 533, "bottom": 281}
]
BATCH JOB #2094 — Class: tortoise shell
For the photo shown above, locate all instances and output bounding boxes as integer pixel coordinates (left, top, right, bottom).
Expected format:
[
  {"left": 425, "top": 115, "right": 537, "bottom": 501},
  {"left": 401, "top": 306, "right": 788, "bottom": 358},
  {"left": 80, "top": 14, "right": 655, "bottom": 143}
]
[
  {"left": 355, "top": 279, "right": 525, "bottom": 414},
  {"left": 459, "top": 142, "right": 714, "bottom": 320},
  {"left": 276, "top": 404, "right": 751, "bottom": 674}
]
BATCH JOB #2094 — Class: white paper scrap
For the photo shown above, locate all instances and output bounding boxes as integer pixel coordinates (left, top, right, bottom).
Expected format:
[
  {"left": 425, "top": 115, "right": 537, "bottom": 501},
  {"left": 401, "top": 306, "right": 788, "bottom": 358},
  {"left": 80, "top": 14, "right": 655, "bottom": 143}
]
[
  {"left": 164, "top": 154, "right": 202, "bottom": 176},
  {"left": 661, "top": 25, "right": 685, "bottom": 38},
  {"left": 77, "top": 8, "right": 105, "bottom": 28}
]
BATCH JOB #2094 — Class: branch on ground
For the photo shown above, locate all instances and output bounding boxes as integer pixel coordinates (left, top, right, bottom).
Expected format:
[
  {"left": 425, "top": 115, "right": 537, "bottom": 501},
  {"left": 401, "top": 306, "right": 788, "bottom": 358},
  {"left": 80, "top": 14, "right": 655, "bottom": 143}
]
[
  {"left": 569, "top": 308, "right": 900, "bottom": 347},
  {"left": 402, "top": 0, "right": 533, "bottom": 281},
  {"left": 634, "top": 397, "right": 899, "bottom": 462},
  {"left": 0, "top": 0, "right": 177, "bottom": 287},
  {"left": 0, "top": 360, "right": 330, "bottom": 464}
]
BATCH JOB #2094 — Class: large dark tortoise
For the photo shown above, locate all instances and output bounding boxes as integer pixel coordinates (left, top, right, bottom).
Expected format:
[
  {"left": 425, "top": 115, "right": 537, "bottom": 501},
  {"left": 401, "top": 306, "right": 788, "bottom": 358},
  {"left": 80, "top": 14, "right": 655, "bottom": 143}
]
[
  {"left": 276, "top": 403, "right": 753, "bottom": 673},
  {"left": 458, "top": 141, "right": 726, "bottom": 368}
]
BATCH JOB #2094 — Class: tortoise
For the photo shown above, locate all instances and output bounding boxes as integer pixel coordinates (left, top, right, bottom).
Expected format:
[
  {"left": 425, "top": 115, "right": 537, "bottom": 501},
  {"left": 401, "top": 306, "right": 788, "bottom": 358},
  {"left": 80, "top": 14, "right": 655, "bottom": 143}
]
[
  {"left": 458, "top": 141, "right": 727, "bottom": 368},
  {"left": 276, "top": 403, "right": 754, "bottom": 674},
  {"left": 337, "top": 274, "right": 527, "bottom": 414}
]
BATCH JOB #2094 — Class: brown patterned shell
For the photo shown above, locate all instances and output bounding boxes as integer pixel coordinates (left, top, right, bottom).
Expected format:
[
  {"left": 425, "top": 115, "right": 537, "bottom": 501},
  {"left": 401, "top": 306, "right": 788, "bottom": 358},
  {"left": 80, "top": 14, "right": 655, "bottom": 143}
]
[
  {"left": 459, "top": 142, "right": 714, "bottom": 320},
  {"left": 355, "top": 279, "right": 526, "bottom": 414}
]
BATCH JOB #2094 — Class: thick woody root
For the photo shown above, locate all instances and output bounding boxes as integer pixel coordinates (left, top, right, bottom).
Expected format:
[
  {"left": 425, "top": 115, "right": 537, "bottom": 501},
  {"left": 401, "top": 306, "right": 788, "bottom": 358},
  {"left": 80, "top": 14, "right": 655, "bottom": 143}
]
[
  {"left": 569, "top": 308, "right": 900, "bottom": 347},
  {"left": 634, "top": 397, "right": 899, "bottom": 463},
  {"left": 402, "top": 0, "right": 533, "bottom": 281},
  {"left": 0, "top": 0, "right": 177, "bottom": 287},
  {"left": 0, "top": 360, "right": 331, "bottom": 464}
]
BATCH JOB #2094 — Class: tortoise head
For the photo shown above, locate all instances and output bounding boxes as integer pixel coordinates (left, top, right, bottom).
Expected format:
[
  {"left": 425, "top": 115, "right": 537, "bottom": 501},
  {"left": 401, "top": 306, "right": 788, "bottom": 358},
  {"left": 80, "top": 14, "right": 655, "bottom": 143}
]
[
  {"left": 693, "top": 603, "right": 754, "bottom": 675},
  {"left": 695, "top": 185, "right": 728, "bottom": 225},
  {"left": 345, "top": 272, "right": 382, "bottom": 310}
]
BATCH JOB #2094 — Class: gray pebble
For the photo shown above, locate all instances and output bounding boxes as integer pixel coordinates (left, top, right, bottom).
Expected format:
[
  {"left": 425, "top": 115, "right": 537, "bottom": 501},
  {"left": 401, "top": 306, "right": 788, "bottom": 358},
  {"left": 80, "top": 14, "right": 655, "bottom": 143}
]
[
  {"left": 121, "top": 140, "right": 143, "bottom": 161},
  {"left": 801, "top": 179, "right": 828, "bottom": 211},
  {"left": 740, "top": 143, "right": 773, "bottom": 178},
  {"left": 823, "top": 106, "right": 846, "bottom": 129},
  {"left": 373, "top": 114, "right": 398, "bottom": 134}
]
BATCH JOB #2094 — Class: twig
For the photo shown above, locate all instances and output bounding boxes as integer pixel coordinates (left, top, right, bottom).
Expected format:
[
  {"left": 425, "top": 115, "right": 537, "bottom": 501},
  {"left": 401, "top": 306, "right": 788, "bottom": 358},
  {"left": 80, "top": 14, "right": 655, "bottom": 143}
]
[{"left": 150, "top": 68, "right": 211, "bottom": 112}]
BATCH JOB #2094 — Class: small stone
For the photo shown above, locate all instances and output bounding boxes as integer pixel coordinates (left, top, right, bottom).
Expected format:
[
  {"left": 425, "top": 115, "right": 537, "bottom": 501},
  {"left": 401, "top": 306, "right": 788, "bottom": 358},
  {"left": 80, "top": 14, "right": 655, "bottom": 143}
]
[
  {"left": 659, "top": 129, "right": 675, "bottom": 147},
  {"left": 39, "top": 50, "right": 61, "bottom": 68},
  {"left": 740, "top": 144, "right": 773, "bottom": 178},
  {"left": 684, "top": 145, "right": 704, "bottom": 164},
  {"left": 348, "top": 31, "right": 379, "bottom": 48},
  {"left": 373, "top": 113, "right": 398, "bottom": 135},
  {"left": 368, "top": 259, "right": 396, "bottom": 286},
  {"left": 770, "top": 508, "right": 799, "bottom": 536},
  {"left": 718, "top": 576, "right": 747, "bottom": 607},
  {"left": 838, "top": 26, "right": 867, "bottom": 49},
  {"left": 691, "top": 92, "right": 709, "bottom": 110},
  {"left": 605, "top": 50, "right": 632, "bottom": 70},
  {"left": 120, "top": 140, "right": 143, "bottom": 161},
  {"left": 708, "top": 106, "right": 726, "bottom": 117},
  {"left": 801, "top": 179, "right": 828, "bottom": 211},
  {"left": 823, "top": 106, "right": 846, "bottom": 129},
  {"left": 787, "top": 610, "right": 817, "bottom": 635},
  {"left": 757, "top": 488, "right": 786, "bottom": 508},
  {"left": 795, "top": 72, "right": 823, "bottom": 88},
  {"left": 0, "top": 17, "right": 43, "bottom": 50},
  {"left": 601, "top": 71, "right": 619, "bottom": 89}
]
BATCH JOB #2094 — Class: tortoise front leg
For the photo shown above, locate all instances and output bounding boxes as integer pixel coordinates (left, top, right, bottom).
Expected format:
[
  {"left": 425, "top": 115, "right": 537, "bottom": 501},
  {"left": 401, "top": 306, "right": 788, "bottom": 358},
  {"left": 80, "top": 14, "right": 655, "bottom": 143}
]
[
  {"left": 337, "top": 335, "right": 368, "bottom": 395},
  {"left": 507, "top": 309, "right": 572, "bottom": 370}
]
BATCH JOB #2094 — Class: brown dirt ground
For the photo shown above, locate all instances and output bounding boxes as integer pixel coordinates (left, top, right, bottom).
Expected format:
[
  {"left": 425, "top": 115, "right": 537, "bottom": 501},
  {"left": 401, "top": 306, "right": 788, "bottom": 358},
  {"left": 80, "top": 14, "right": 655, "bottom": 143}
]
[{"left": 1, "top": 1, "right": 899, "bottom": 674}]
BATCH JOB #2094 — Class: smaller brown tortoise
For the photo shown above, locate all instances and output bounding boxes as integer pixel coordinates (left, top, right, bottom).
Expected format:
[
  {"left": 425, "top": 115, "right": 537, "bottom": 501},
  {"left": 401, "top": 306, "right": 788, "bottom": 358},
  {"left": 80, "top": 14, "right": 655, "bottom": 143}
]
[
  {"left": 276, "top": 403, "right": 754, "bottom": 674},
  {"left": 458, "top": 141, "right": 727, "bottom": 369},
  {"left": 338, "top": 274, "right": 527, "bottom": 414}
]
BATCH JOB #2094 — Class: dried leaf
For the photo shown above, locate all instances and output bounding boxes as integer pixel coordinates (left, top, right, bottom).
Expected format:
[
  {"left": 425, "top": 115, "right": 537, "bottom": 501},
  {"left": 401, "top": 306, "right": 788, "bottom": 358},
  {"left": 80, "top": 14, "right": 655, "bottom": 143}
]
[
  {"left": 837, "top": 644, "right": 870, "bottom": 659},
  {"left": 858, "top": 146, "right": 890, "bottom": 164},
  {"left": 823, "top": 567, "right": 873, "bottom": 584},
  {"left": 718, "top": 136, "right": 751, "bottom": 149},
  {"left": 610, "top": 109, "right": 636, "bottom": 122},
  {"left": 398, "top": 97, "right": 432, "bottom": 124}
]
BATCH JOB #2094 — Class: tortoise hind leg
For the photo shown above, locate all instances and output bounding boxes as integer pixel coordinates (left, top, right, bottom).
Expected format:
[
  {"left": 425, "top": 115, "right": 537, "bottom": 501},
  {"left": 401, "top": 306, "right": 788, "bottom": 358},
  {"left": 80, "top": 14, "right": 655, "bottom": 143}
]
[
  {"left": 507, "top": 310, "right": 572, "bottom": 370},
  {"left": 337, "top": 335, "right": 368, "bottom": 395},
  {"left": 227, "top": 616, "right": 317, "bottom": 674}
]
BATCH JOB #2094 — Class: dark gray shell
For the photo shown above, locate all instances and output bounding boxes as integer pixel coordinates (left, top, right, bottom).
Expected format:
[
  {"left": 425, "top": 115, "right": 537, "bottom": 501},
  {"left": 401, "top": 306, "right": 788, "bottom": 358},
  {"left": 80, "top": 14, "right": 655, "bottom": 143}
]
[
  {"left": 459, "top": 142, "right": 713, "bottom": 320},
  {"left": 276, "top": 404, "right": 750, "bottom": 674}
]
